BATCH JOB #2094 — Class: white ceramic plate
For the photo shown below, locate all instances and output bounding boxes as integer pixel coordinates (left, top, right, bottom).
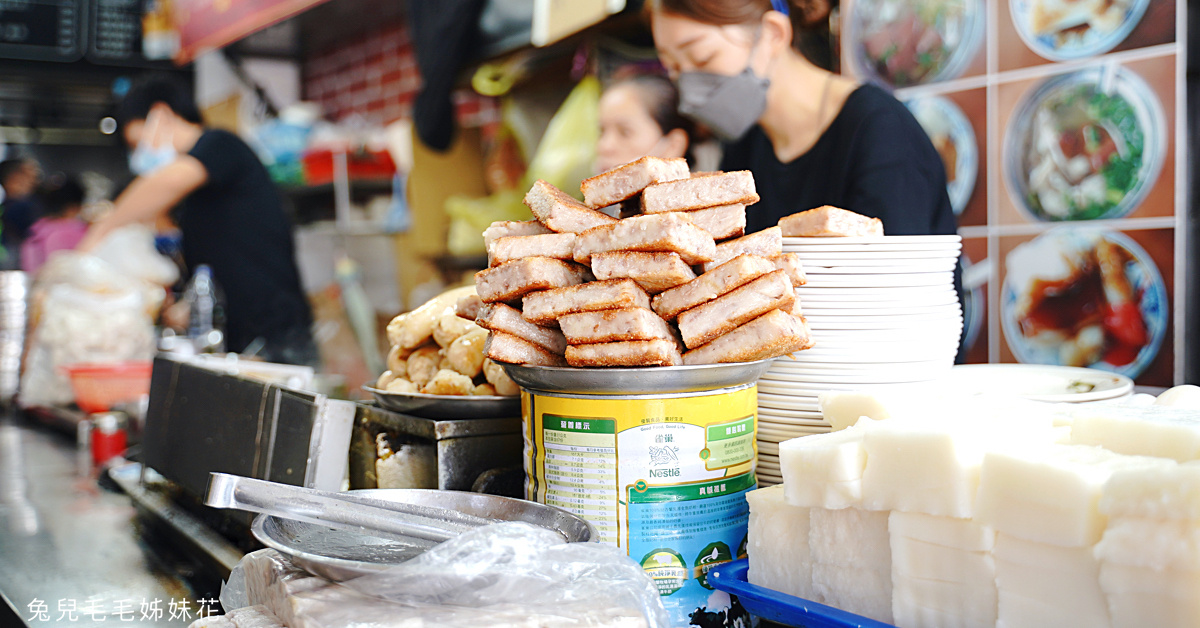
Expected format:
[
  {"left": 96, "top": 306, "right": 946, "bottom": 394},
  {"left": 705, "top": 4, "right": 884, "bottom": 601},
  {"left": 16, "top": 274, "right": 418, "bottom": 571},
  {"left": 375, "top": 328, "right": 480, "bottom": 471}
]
[
  {"left": 784, "top": 235, "right": 962, "bottom": 245},
  {"left": 802, "top": 260, "right": 960, "bottom": 274},
  {"left": 801, "top": 272, "right": 954, "bottom": 288},
  {"left": 940, "top": 364, "right": 1134, "bottom": 403},
  {"left": 757, "top": 442, "right": 780, "bottom": 454},
  {"left": 806, "top": 315, "right": 964, "bottom": 330},
  {"left": 797, "top": 284, "right": 958, "bottom": 296},
  {"left": 785, "top": 244, "right": 963, "bottom": 254},
  {"left": 800, "top": 305, "right": 963, "bottom": 317},
  {"left": 793, "top": 249, "right": 965, "bottom": 260}
]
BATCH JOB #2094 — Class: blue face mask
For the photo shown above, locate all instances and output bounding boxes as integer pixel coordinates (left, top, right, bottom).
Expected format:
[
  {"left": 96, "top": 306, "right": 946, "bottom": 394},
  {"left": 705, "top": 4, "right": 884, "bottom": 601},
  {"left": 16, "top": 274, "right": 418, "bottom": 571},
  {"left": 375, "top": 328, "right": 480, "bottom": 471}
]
[{"left": 129, "top": 143, "right": 177, "bottom": 176}]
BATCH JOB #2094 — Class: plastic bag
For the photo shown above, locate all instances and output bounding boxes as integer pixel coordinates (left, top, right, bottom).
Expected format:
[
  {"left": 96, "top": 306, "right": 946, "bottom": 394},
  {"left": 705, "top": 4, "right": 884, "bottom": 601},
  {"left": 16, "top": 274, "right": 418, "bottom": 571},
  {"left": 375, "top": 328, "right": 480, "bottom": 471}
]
[
  {"left": 19, "top": 226, "right": 175, "bottom": 407},
  {"left": 220, "top": 522, "right": 670, "bottom": 628}
]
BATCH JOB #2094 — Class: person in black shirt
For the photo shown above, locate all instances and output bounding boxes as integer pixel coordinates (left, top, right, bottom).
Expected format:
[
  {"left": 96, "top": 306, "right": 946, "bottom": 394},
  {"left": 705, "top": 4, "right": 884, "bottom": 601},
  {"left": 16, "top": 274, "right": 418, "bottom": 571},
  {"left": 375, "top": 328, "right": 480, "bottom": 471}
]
[
  {"left": 649, "top": 0, "right": 956, "bottom": 237},
  {"left": 79, "top": 76, "right": 317, "bottom": 366}
]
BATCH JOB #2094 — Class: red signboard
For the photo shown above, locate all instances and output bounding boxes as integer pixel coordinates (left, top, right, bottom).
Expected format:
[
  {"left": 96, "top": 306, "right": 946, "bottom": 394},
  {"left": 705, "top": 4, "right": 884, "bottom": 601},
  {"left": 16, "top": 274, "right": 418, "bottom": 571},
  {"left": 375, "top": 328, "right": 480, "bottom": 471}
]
[{"left": 173, "top": 0, "right": 332, "bottom": 64}]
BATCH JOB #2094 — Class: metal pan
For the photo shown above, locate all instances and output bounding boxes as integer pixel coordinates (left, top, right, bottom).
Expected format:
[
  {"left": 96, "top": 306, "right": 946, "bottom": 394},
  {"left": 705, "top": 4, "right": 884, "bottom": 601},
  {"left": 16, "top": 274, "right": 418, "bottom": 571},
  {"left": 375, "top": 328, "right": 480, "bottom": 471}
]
[
  {"left": 502, "top": 359, "right": 775, "bottom": 395},
  {"left": 251, "top": 488, "right": 595, "bottom": 581},
  {"left": 363, "top": 386, "right": 520, "bottom": 419}
]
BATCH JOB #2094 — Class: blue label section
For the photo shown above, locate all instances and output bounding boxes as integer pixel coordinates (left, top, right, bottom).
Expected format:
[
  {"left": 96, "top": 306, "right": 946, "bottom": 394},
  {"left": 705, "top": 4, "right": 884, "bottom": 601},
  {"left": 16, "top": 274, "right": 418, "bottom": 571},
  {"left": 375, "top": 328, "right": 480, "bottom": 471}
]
[{"left": 628, "top": 474, "right": 755, "bottom": 627}]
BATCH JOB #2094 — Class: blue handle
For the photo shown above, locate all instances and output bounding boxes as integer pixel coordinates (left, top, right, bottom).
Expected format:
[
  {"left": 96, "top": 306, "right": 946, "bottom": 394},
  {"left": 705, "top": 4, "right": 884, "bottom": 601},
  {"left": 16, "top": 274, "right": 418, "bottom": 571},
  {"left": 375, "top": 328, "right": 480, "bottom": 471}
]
[{"left": 707, "top": 559, "right": 897, "bottom": 628}]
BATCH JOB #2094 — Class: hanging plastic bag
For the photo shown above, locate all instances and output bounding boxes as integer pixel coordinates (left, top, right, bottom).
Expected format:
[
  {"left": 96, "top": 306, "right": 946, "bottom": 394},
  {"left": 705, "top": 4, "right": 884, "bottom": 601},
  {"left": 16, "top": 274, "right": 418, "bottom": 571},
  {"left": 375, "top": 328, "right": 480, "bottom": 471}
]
[
  {"left": 20, "top": 226, "right": 175, "bottom": 407},
  {"left": 444, "top": 76, "right": 600, "bottom": 256}
]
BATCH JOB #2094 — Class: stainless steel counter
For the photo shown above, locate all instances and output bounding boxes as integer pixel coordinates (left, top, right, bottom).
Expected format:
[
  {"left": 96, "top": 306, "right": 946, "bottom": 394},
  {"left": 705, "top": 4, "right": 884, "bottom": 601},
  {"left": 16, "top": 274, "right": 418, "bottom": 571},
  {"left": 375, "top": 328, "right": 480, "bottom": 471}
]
[{"left": 0, "top": 420, "right": 210, "bottom": 626}]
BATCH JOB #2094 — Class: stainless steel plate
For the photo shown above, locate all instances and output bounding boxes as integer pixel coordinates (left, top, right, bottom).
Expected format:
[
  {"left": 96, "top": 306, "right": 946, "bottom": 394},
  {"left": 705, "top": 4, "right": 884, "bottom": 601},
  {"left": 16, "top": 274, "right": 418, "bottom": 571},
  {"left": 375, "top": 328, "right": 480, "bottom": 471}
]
[
  {"left": 251, "top": 488, "right": 596, "bottom": 581},
  {"left": 503, "top": 360, "right": 774, "bottom": 395},
  {"left": 363, "top": 386, "right": 520, "bottom": 419}
]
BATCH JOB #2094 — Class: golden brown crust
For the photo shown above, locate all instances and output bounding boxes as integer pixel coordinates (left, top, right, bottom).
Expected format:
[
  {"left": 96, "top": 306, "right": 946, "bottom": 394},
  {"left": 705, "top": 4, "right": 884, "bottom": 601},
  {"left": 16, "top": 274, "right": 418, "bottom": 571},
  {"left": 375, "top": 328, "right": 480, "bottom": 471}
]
[{"left": 565, "top": 339, "right": 683, "bottom": 367}]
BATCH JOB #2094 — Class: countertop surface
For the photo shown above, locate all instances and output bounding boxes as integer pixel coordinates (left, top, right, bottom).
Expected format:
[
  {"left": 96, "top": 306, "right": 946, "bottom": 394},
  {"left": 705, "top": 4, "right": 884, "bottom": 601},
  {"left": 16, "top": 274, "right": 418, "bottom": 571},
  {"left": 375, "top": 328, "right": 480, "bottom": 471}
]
[{"left": 0, "top": 419, "right": 203, "bottom": 626}]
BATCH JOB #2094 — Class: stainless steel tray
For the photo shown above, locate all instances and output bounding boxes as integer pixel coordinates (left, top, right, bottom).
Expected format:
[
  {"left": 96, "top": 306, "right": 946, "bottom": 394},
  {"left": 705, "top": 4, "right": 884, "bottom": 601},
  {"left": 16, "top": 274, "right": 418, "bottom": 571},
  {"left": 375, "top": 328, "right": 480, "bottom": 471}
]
[
  {"left": 503, "top": 360, "right": 774, "bottom": 395},
  {"left": 251, "top": 489, "right": 595, "bottom": 581},
  {"left": 363, "top": 386, "right": 520, "bottom": 419}
]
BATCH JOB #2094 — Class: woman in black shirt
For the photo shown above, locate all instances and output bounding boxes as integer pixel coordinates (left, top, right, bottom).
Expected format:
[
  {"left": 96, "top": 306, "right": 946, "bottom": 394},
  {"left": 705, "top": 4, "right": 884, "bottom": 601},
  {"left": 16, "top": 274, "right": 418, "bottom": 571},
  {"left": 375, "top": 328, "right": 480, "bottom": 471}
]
[{"left": 649, "top": 0, "right": 956, "bottom": 237}]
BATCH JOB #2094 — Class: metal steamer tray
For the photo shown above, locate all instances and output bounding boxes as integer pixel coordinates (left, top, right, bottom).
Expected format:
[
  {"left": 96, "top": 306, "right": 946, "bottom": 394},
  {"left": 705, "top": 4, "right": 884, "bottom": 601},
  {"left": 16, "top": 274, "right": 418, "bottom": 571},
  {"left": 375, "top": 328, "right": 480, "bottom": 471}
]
[
  {"left": 363, "top": 386, "right": 520, "bottom": 419},
  {"left": 502, "top": 359, "right": 775, "bottom": 395},
  {"left": 251, "top": 488, "right": 595, "bottom": 581}
]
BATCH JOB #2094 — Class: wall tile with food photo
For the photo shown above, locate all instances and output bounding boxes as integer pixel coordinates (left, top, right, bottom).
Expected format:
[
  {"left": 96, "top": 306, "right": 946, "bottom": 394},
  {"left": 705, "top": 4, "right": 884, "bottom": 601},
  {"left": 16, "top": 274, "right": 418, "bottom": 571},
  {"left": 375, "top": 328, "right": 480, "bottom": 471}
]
[
  {"left": 843, "top": 0, "right": 987, "bottom": 89},
  {"left": 903, "top": 87, "right": 987, "bottom": 227},
  {"left": 997, "top": 0, "right": 1176, "bottom": 72},
  {"left": 995, "top": 54, "right": 1175, "bottom": 225},
  {"left": 998, "top": 226, "right": 1174, "bottom": 386},
  {"left": 958, "top": 236, "right": 989, "bottom": 364}
]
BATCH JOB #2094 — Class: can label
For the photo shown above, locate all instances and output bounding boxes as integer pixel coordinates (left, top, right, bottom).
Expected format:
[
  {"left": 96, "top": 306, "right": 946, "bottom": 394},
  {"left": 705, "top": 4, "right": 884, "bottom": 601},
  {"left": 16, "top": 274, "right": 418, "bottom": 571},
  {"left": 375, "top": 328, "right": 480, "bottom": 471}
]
[{"left": 523, "top": 387, "right": 757, "bottom": 627}]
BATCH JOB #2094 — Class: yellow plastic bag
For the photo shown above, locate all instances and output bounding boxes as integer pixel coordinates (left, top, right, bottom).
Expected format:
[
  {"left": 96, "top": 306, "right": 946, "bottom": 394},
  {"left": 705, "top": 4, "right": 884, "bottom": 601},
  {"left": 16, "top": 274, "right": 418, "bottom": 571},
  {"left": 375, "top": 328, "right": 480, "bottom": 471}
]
[{"left": 445, "top": 76, "right": 600, "bottom": 256}]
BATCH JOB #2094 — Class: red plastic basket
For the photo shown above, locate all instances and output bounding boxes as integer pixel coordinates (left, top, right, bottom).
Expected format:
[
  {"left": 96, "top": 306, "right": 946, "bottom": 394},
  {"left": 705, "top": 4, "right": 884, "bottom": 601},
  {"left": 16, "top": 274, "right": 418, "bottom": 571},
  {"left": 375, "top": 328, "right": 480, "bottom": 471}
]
[{"left": 62, "top": 361, "right": 153, "bottom": 414}]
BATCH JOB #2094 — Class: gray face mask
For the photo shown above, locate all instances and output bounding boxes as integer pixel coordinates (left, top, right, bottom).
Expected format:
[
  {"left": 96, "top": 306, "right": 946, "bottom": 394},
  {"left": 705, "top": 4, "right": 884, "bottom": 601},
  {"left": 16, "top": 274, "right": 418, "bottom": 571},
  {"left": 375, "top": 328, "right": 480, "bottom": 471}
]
[{"left": 677, "top": 63, "right": 770, "bottom": 141}]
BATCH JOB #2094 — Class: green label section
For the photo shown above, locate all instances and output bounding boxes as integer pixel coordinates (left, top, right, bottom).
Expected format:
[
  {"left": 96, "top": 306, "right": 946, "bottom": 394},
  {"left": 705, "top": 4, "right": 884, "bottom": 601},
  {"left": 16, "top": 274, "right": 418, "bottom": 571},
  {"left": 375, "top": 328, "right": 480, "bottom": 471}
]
[
  {"left": 641, "top": 549, "right": 688, "bottom": 597},
  {"left": 544, "top": 415, "right": 616, "bottom": 434},
  {"left": 693, "top": 542, "right": 733, "bottom": 590},
  {"left": 629, "top": 473, "right": 757, "bottom": 504},
  {"left": 703, "top": 416, "right": 755, "bottom": 469}
]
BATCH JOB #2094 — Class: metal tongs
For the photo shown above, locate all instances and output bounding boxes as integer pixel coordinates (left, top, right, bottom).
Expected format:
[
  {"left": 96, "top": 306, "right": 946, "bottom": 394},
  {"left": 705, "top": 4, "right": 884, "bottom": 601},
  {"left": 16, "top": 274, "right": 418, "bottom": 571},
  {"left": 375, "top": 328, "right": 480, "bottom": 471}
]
[{"left": 204, "top": 473, "right": 498, "bottom": 545}]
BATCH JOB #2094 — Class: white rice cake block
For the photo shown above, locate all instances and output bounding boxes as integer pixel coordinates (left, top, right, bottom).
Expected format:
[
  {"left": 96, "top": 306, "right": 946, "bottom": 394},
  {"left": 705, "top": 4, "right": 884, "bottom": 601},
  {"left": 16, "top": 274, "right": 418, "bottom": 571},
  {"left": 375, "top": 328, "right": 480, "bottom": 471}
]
[
  {"left": 890, "top": 536, "right": 996, "bottom": 585},
  {"left": 746, "top": 485, "right": 815, "bottom": 600},
  {"left": 1098, "top": 562, "right": 1200, "bottom": 628},
  {"left": 809, "top": 506, "right": 890, "bottom": 567},
  {"left": 1094, "top": 517, "right": 1200, "bottom": 571},
  {"left": 818, "top": 390, "right": 912, "bottom": 432},
  {"left": 779, "top": 427, "right": 868, "bottom": 509},
  {"left": 1069, "top": 405, "right": 1200, "bottom": 462},
  {"left": 892, "top": 576, "right": 998, "bottom": 628},
  {"left": 889, "top": 511, "right": 995, "bottom": 552},
  {"left": 975, "top": 444, "right": 1168, "bottom": 547},
  {"left": 861, "top": 412, "right": 1064, "bottom": 518},
  {"left": 993, "top": 534, "right": 1111, "bottom": 628},
  {"left": 1155, "top": 385, "right": 1200, "bottom": 409},
  {"left": 1099, "top": 460, "right": 1200, "bottom": 520},
  {"left": 860, "top": 421, "right": 987, "bottom": 518},
  {"left": 811, "top": 563, "right": 893, "bottom": 624}
]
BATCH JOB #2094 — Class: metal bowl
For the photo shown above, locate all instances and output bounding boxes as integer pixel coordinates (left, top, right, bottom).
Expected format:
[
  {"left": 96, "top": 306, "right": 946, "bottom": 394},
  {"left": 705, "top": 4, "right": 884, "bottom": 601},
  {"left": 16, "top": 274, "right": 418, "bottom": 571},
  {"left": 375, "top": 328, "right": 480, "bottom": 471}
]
[
  {"left": 363, "top": 386, "right": 520, "bottom": 419},
  {"left": 251, "top": 488, "right": 596, "bottom": 581},
  {"left": 503, "top": 359, "right": 774, "bottom": 395}
]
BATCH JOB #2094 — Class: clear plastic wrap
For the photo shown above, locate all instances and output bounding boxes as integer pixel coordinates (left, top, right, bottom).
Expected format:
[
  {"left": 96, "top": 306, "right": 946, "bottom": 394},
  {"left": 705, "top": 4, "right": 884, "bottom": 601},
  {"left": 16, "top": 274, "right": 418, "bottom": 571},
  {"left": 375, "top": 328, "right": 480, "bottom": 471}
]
[{"left": 221, "top": 522, "right": 670, "bottom": 628}]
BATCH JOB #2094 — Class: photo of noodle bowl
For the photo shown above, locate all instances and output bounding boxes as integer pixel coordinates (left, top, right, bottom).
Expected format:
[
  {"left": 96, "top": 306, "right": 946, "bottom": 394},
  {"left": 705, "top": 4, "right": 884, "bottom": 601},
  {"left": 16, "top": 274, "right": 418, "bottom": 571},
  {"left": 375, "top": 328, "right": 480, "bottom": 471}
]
[
  {"left": 1004, "top": 66, "right": 1165, "bottom": 222},
  {"left": 850, "top": 0, "right": 984, "bottom": 88},
  {"left": 906, "top": 96, "right": 978, "bottom": 216},
  {"left": 1010, "top": 0, "right": 1150, "bottom": 61},
  {"left": 1001, "top": 228, "right": 1166, "bottom": 379}
]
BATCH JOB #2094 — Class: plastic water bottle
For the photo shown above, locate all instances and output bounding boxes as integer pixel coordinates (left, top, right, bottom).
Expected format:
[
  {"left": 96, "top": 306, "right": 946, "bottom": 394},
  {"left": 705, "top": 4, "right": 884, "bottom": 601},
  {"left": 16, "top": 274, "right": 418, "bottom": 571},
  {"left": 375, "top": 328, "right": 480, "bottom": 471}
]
[{"left": 185, "top": 265, "right": 225, "bottom": 353}]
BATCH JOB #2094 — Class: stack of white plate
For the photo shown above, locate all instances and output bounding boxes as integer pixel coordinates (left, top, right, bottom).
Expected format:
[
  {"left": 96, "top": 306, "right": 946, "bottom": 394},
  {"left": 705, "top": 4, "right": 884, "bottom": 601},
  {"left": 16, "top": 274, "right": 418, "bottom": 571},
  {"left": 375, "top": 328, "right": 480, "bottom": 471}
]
[{"left": 756, "top": 236, "right": 963, "bottom": 486}]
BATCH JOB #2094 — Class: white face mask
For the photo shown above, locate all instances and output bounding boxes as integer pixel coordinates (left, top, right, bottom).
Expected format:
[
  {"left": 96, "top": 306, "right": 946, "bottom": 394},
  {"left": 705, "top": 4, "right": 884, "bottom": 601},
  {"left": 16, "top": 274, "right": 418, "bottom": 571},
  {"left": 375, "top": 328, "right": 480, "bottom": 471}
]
[{"left": 128, "top": 111, "right": 177, "bottom": 176}]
